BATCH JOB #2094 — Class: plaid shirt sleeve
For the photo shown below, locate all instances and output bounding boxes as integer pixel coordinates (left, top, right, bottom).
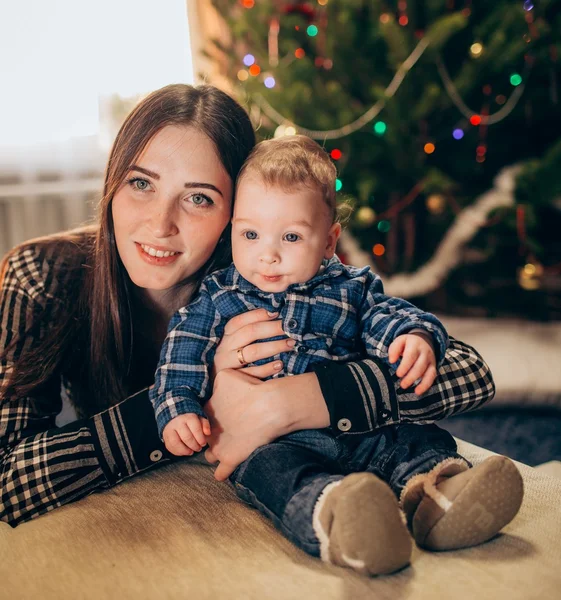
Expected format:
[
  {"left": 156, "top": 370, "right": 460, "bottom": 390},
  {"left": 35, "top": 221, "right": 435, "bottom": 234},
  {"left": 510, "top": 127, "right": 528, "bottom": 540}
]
[
  {"left": 150, "top": 284, "right": 224, "bottom": 438},
  {"left": 358, "top": 270, "right": 449, "bottom": 368},
  {"left": 313, "top": 337, "right": 495, "bottom": 436},
  {"left": 1, "top": 246, "right": 172, "bottom": 527}
]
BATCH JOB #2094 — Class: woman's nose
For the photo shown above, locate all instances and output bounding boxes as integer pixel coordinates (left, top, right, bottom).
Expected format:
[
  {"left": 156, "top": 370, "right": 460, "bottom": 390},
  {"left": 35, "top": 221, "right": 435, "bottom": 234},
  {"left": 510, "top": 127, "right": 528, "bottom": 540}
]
[{"left": 148, "top": 202, "right": 179, "bottom": 238}]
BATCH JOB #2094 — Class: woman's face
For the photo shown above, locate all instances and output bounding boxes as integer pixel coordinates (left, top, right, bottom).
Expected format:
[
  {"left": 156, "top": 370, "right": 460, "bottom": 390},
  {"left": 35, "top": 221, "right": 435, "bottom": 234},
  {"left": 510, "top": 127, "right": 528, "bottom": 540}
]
[{"left": 112, "top": 125, "right": 232, "bottom": 300}]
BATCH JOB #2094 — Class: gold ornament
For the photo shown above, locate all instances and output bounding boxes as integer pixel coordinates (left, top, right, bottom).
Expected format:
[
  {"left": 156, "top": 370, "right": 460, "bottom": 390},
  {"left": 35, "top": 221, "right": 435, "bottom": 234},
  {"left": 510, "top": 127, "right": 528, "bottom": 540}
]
[
  {"left": 517, "top": 261, "right": 544, "bottom": 291},
  {"left": 426, "top": 194, "right": 446, "bottom": 215},
  {"left": 355, "top": 206, "right": 377, "bottom": 227}
]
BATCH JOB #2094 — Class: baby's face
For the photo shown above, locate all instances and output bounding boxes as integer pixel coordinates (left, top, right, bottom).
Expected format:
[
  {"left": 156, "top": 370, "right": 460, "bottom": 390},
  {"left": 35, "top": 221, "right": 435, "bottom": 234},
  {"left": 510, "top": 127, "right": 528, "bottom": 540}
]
[{"left": 232, "top": 177, "right": 340, "bottom": 292}]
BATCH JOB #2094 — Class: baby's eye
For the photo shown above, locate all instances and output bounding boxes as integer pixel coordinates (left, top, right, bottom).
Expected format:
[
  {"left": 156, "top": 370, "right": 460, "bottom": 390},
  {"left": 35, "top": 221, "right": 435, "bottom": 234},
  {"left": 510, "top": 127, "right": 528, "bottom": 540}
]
[
  {"left": 244, "top": 231, "right": 258, "bottom": 240},
  {"left": 284, "top": 233, "right": 301, "bottom": 242}
]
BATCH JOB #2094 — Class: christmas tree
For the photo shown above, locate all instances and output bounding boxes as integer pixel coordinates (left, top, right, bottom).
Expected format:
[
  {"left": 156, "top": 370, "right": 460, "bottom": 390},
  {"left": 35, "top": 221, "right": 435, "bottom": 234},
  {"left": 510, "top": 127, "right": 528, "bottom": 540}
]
[{"left": 204, "top": 0, "right": 561, "bottom": 319}]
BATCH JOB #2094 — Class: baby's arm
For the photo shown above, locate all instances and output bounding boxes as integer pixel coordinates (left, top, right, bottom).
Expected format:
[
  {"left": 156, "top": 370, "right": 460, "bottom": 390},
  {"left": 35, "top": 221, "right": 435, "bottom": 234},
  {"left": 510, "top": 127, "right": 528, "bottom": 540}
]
[
  {"left": 358, "top": 271, "right": 448, "bottom": 394},
  {"left": 163, "top": 413, "right": 212, "bottom": 456},
  {"left": 150, "top": 282, "right": 225, "bottom": 440}
]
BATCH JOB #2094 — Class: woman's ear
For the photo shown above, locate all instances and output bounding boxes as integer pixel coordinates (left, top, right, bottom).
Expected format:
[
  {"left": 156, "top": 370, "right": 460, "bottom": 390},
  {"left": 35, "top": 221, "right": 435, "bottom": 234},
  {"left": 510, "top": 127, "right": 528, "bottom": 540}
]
[{"left": 324, "top": 222, "right": 342, "bottom": 259}]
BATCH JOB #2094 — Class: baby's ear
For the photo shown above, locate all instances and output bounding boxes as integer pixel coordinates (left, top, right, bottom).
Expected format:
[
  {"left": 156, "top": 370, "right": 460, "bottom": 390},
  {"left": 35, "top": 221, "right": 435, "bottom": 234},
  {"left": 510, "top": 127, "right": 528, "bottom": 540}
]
[{"left": 324, "top": 222, "right": 342, "bottom": 259}]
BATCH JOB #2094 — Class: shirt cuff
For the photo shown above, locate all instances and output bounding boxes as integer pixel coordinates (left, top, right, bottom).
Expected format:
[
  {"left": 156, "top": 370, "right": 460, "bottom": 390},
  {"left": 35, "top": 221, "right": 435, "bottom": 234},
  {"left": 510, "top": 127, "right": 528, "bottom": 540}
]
[
  {"left": 89, "top": 388, "right": 173, "bottom": 485},
  {"left": 312, "top": 357, "right": 400, "bottom": 436}
]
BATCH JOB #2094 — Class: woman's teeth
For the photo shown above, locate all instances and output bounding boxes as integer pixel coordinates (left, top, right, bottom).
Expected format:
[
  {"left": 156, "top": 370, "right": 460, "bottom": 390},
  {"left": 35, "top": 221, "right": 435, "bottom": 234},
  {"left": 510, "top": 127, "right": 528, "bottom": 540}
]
[{"left": 140, "top": 244, "right": 179, "bottom": 258}]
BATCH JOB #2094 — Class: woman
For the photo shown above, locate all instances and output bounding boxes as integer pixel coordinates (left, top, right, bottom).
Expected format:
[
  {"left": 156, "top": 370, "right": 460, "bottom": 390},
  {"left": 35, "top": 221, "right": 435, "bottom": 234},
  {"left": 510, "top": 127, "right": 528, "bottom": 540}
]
[{"left": 0, "top": 84, "right": 495, "bottom": 527}]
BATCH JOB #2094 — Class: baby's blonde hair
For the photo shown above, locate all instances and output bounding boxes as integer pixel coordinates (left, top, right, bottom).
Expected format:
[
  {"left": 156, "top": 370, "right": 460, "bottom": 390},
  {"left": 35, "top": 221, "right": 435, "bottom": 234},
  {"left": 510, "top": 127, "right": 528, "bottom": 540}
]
[{"left": 237, "top": 134, "right": 338, "bottom": 222}]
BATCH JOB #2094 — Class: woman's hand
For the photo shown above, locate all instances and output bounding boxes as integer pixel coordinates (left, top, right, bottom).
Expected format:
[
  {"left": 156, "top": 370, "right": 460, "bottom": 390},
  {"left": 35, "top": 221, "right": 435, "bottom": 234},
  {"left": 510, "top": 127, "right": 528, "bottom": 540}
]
[
  {"left": 212, "top": 309, "right": 296, "bottom": 380},
  {"left": 204, "top": 368, "right": 329, "bottom": 481},
  {"left": 204, "top": 368, "right": 284, "bottom": 481}
]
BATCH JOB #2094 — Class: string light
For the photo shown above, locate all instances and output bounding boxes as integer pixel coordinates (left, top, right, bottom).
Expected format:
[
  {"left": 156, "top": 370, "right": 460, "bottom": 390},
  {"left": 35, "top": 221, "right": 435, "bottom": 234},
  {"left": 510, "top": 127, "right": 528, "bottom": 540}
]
[
  {"left": 510, "top": 73, "right": 523, "bottom": 86},
  {"left": 243, "top": 54, "right": 255, "bottom": 67},
  {"left": 377, "top": 220, "right": 391, "bottom": 232},
  {"left": 373, "top": 244, "right": 386, "bottom": 256},
  {"left": 399, "top": 15, "right": 409, "bottom": 26},
  {"left": 241, "top": 0, "right": 254, "bottom": 7},
  {"left": 264, "top": 76, "right": 276, "bottom": 88},
  {"left": 470, "top": 42, "right": 484, "bottom": 57},
  {"left": 317, "top": 0, "right": 329, "bottom": 5},
  {"left": 330, "top": 149, "right": 342, "bottom": 160},
  {"left": 380, "top": 13, "right": 391, "bottom": 24},
  {"left": 470, "top": 114, "right": 482, "bottom": 126},
  {"left": 453, "top": 128, "right": 464, "bottom": 140},
  {"left": 237, "top": 69, "right": 249, "bottom": 81},
  {"left": 295, "top": 48, "right": 305, "bottom": 59},
  {"left": 307, "top": 25, "right": 318, "bottom": 37},
  {"left": 523, "top": 1, "right": 534, "bottom": 10},
  {"left": 335, "top": 179, "right": 343, "bottom": 191},
  {"left": 495, "top": 94, "right": 507, "bottom": 105},
  {"left": 374, "top": 121, "right": 387, "bottom": 135},
  {"left": 284, "top": 126, "right": 296, "bottom": 136},
  {"left": 249, "top": 64, "right": 261, "bottom": 76},
  {"left": 323, "top": 58, "right": 333, "bottom": 70},
  {"left": 424, "top": 142, "right": 436, "bottom": 154}
]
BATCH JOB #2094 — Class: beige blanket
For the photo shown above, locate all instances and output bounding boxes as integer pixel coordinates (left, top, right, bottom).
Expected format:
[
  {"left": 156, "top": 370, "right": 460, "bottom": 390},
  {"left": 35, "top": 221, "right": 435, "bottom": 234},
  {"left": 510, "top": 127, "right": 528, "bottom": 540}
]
[{"left": 1, "top": 440, "right": 560, "bottom": 600}]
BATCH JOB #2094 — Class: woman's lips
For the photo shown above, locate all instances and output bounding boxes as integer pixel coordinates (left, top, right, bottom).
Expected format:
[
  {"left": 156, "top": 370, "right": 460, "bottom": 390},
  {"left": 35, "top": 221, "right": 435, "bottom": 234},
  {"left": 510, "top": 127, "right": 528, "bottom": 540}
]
[{"left": 135, "top": 242, "right": 182, "bottom": 266}]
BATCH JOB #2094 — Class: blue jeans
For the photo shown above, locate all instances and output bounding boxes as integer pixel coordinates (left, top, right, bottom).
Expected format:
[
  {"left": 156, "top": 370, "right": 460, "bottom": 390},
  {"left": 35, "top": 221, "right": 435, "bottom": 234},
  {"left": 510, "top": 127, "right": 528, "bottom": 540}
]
[{"left": 230, "top": 423, "right": 467, "bottom": 557}]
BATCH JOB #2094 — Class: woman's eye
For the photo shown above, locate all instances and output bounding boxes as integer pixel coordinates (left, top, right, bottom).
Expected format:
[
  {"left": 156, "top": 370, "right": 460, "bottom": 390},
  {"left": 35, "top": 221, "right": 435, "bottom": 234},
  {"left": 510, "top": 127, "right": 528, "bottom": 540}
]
[
  {"left": 284, "top": 233, "right": 300, "bottom": 242},
  {"left": 244, "top": 231, "right": 258, "bottom": 240},
  {"left": 189, "top": 193, "right": 214, "bottom": 206},
  {"left": 127, "top": 177, "right": 150, "bottom": 191}
]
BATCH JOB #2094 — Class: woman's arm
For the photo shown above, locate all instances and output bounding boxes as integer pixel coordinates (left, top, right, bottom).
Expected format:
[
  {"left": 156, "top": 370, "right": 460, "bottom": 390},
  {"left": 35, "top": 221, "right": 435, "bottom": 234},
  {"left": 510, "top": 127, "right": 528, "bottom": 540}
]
[
  {"left": 205, "top": 336, "right": 494, "bottom": 480},
  {"left": 0, "top": 247, "right": 170, "bottom": 527},
  {"left": 312, "top": 336, "right": 495, "bottom": 436},
  {"left": 0, "top": 389, "right": 171, "bottom": 527}
]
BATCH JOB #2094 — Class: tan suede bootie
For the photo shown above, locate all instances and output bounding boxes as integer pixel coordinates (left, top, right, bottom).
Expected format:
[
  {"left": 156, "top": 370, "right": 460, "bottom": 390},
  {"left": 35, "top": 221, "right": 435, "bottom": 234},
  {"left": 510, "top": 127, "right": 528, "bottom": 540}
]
[
  {"left": 401, "top": 455, "right": 524, "bottom": 551},
  {"left": 313, "top": 473, "right": 412, "bottom": 576}
]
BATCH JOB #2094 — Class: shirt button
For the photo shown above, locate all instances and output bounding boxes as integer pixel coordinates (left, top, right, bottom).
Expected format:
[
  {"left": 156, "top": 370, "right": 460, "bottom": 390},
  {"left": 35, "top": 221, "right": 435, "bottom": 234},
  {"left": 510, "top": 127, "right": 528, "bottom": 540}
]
[
  {"left": 150, "top": 450, "right": 163, "bottom": 462},
  {"left": 287, "top": 318, "right": 298, "bottom": 330},
  {"left": 380, "top": 410, "right": 390, "bottom": 421},
  {"left": 337, "top": 418, "right": 352, "bottom": 432},
  {"left": 297, "top": 345, "right": 307, "bottom": 353}
]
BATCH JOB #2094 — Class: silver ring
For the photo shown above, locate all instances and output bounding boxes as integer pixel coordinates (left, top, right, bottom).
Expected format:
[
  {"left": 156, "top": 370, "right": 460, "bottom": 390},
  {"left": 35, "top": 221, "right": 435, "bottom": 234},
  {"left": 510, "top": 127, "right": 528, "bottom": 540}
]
[{"left": 237, "top": 347, "right": 247, "bottom": 366}]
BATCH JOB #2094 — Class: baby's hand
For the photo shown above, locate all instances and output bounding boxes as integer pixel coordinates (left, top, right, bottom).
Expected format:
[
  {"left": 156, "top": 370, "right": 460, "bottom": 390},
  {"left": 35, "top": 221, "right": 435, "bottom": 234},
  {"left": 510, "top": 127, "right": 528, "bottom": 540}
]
[
  {"left": 388, "top": 332, "right": 437, "bottom": 396},
  {"left": 163, "top": 414, "right": 211, "bottom": 457}
]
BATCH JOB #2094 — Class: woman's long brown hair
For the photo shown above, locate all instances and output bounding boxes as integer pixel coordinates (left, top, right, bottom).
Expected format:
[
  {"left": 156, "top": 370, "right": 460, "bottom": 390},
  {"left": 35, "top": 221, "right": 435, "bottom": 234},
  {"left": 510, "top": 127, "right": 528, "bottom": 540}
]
[{"left": 0, "top": 84, "right": 256, "bottom": 416}]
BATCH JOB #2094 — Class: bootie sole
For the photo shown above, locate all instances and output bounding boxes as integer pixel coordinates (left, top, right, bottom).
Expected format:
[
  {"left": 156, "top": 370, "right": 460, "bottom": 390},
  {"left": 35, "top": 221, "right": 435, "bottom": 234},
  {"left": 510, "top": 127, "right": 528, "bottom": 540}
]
[{"left": 413, "top": 456, "right": 524, "bottom": 551}]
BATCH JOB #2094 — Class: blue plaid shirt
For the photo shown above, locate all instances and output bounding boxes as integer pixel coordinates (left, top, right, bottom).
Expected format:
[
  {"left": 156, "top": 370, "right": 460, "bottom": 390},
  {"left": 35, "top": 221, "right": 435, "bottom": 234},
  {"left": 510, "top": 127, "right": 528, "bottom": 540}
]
[{"left": 151, "top": 256, "right": 448, "bottom": 437}]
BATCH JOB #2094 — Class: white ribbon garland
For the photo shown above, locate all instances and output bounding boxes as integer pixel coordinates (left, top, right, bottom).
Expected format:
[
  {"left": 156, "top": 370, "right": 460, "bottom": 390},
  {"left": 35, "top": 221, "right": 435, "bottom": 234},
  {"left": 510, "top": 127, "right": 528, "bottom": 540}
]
[{"left": 338, "top": 165, "right": 522, "bottom": 298}]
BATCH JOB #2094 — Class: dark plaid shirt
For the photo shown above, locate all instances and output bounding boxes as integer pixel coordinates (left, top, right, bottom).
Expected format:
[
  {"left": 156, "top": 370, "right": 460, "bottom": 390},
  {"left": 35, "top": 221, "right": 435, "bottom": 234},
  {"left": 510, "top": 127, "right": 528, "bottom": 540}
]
[
  {"left": 151, "top": 257, "right": 449, "bottom": 437},
  {"left": 1, "top": 238, "right": 495, "bottom": 527}
]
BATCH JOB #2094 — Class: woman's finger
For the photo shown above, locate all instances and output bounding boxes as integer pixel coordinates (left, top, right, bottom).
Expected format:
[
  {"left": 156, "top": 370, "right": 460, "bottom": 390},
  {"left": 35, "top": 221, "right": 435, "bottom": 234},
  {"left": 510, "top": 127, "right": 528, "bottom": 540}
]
[
  {"left": 223, "top": 308, "right": 278, "bottom": 336},
  {"left": 239, "top": 339, "right": 294, "bottom": 364},
  {"left": 205, "top": 448, "right": 218, "bottom": 464},
  {"left": 225, "top": 319, "right": 286, "bottom": 352},
  {"left": 241, "top": 361, "right": 283, "bottom": 379}
]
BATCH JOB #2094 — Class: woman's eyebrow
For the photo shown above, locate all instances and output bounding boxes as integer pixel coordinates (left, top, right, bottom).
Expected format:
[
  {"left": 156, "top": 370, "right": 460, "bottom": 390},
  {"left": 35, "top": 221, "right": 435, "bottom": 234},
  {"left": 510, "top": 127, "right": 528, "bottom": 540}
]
[
  {"left": 129, "top": 165, "right": 159, "bottom": 179},
  {"left": 184, "top": 182, "right": 224, "bottom": 198},
  {"left": 128, "top": 165, "right": 223, "bottom": 197}
]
